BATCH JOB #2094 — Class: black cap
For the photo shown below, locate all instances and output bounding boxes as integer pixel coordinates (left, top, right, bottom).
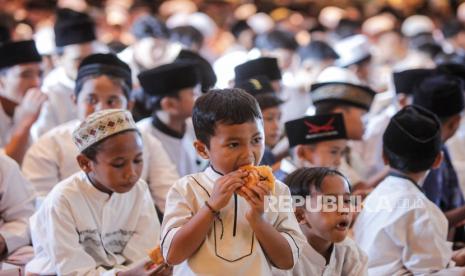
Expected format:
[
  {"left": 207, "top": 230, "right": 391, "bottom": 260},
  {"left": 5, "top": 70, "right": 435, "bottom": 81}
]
[
  {"left": 285, "top": 114, "right": 347, "bottom": 147},
  {"left": 131, "top": 15, "right": 169, "bottom": 40},
  {"left": 76, "top": 53, "right": 132, "bottom": 95},
  {"left": 310, "top": 82, "right": 376, "bottom": 111},
  {"left": 175, "top": 49, "right": 216, "bottom": 93},
  {"left": 436, "top": 63, "right": 465, "bottom": 84},
  {"left": 54, "top": 8, "right": 96, "bottom": 47},
  {"left": 413, "top": 74, "right": 465, "bottom": 118},
  {"left": 138, "top": 61, "right": 199, "bottom": 97},
  {"left": 234, "top": 75, "right": 275, "bottom": 95},
  {"left": 383, "top": 105, "right": 441, "bottom": 160},
  {"left": 298, "top": 40, "right": 339, "bottom": 62},
  {"left": 235, "top": 57, "right": 281, "bottom": 82},
  {"left": 393, "top": 68, "right": 436, "bottom": 95},
  {"left": 0, "top": 40, "right": 41, "bottom": 69}
]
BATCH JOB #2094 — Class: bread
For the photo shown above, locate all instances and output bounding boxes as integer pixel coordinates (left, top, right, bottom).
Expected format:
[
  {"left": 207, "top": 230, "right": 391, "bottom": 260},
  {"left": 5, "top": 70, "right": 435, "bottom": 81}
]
[
  {"left": 148, "top": 245, "right": 164, "bottom": 265},
  {"left": 239, "top": 165, "right": 275, "bottom": 194}
]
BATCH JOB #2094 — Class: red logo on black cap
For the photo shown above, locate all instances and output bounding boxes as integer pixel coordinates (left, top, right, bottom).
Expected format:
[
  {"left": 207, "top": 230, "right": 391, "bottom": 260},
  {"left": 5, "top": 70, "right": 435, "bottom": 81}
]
[{"left": 304, "top": 117, "right": 336, "bottom": 134}]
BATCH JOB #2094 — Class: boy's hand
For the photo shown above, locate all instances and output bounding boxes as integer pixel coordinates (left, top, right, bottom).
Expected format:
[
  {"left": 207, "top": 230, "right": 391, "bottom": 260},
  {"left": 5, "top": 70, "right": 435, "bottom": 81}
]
[
  {"left": 208, "top": 170, "right": 247, "bottom": 211},
  {"left": 240, "top": 181, "right": 271, "bottom": 222},
  {"left": 117, "top": 259, "right": 166, "bottom": 276}
]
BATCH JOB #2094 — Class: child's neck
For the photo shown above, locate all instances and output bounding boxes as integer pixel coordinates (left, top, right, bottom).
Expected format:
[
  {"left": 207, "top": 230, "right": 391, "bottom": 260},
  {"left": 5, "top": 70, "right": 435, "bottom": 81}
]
[
  {"left": 390, "top": 168, "right": 428, "bottom": 186},
  {"left": 156, "top": 111, "right": 187, "bottom": 136},
  {"left": 306, "top": 232, "right": 333, "bottom": 264}
]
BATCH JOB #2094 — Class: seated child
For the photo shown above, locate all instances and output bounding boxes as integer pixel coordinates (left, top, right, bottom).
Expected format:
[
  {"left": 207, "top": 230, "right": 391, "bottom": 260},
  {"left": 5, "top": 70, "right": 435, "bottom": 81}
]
[
  {"left": 26, "top": 109, "right": 162, "bottom": 275},
  {"left": 354, "top": 105, "right": 465, "bottom": 274},
  {"left": 275, "top": 113, "right": 347, "bottom": 182},
  {"left": 0, "top": 153, "right": 35, "bottom": 265},
  {"left": 160, "top": 88, "right": 306, "bottom": 275},
  {"left": 274, "top": 167, "right": 367, "bottom": 275},
  {"left": 22, "top": 53, "right": 179, "bottom": 213},
  {"left": 235, "top": 75, "right": 284, "bottom": 166}
]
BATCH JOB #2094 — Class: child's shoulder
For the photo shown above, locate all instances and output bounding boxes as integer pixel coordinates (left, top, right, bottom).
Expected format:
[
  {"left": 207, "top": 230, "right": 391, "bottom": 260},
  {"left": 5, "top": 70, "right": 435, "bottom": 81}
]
[
  {"left": 274, "top": 179, "right": 292, "bottom": 196},
  {"left": 45, "top": 172, "right": 91, "bottom": 204},
  {"left": 335, "top": 238, "right": 368, "bottom": 262}
]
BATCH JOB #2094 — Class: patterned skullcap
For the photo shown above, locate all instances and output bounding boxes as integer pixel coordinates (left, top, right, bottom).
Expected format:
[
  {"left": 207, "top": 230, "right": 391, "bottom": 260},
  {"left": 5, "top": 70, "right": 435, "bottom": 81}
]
[{"left": 73, "top": 109, "right": 138, "bottom": 152}]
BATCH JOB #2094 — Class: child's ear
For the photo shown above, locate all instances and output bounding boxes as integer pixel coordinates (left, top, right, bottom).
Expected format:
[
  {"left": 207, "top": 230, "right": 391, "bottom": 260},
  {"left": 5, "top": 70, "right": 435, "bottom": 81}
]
[
  {"left": 76, "top": 154, "right": 92, "bottom": 173},
  {"left": 296, "top": 145, "right": 313, "bottom": 163},
  {"left": 193, "top": 140, "right": 210, "bottom": 160},
  {"left": 294, "top": 207, "right": 309, "bottom": 225},
  {"left": 432, "top": 151, "right": 444, "bottom": 169},
  {"left": 160, "top": 97, "right": 178, "bottom": 114}
]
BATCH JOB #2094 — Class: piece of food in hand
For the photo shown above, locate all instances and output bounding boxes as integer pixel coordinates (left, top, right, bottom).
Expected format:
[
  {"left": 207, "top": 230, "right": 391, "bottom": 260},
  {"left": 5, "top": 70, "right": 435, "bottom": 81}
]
[
  {"left": 148, "top": 245, "right": 164, "bottom": 265},
  {"left": 239, "top": 165, "right": 275, "bottom": 195}
]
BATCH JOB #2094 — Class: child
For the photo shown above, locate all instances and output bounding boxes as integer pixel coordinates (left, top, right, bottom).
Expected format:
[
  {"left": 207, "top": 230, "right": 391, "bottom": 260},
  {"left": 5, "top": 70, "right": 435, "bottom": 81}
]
[
  {"left": 274, "top": 167, "right": 367, "bottom": 275},
  {"left": 0, "top": 153, "right": 35, "bottom": 265},
  {"left": 275, "top": 114, "right": 347, "bottom": 182},
  {"left": 309, "top": 72, "right": 376, "bottom": 188},
  {"left": 235, "top": 75, "right": 283, "bottom": 166},
  {"left": 235, "top": 57, "right": 282, "bottom": 93},
  {"left": 26, "top": 109, "right": 162, "bottom": 275},
  {"left": 22, "top": 53, "right": 179, "bottom": 213},
  {"left": 137, "top": 61, "right": 205, "bottom": 176},
  {"left": 413, "top": 74, "right": 465, "bottom": 243},
  {"left": 0, "top": 40, "right": 47, "bottom": 163},
  {"left": 160, "top": 88, "right": 306, "bottom": 275},
  {"left": 354, "top": 105, "right": 465, "bottom": 274},
  {"left": 33, "top": 8, "right": 101, "bottom": 137}
]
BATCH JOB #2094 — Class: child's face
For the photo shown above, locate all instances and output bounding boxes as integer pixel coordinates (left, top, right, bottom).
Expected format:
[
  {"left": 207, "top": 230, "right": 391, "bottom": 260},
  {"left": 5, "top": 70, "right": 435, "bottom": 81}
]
[
  {"left": 303, "top": 175, "right": 352, "bottom": 244},
  {"left": 339, "top": 107, "right": 366, "bottom": 140},
  {"left": 76, "top": 75, "right": 129, "bottom": 120},
  {"left": 167, "top": 87, "right": 197, "bottom": 119},
  {"left": 84, "top": 131, "right": 144, "bottom": 194},
  {"left": 199, "top": 119, "right": 265, "bottom": 174},
  {"left": 299, "top": 139, "right": 347, "bottom": 168},
  {"left": 262, "top": 107, "right": 282, "bottom": 148}
]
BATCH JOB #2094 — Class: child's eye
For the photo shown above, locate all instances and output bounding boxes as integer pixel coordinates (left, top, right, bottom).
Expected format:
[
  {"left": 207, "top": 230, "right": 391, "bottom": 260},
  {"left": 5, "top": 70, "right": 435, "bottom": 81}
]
[
  {"left": 228, "top": 143, "right": 239, "bottom": 148},
  {"left": 111, "top": 162, "right": 125, "bottom": 168},
  {"left": 252, "top": 137, "right": 263, "bottom": 144},
  {"left": 134, "top": 158, "right": 143, "bottom": 164}
]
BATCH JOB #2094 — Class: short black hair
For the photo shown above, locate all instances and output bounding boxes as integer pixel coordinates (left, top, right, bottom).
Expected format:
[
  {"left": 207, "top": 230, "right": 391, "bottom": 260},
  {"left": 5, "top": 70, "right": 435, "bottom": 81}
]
[
  {"left": 170, "top": 25, "right": 204, "bottom": 50},
  {"left": 383, "top": 146, "right": 437, "bottom": 173},
  {"left": 193, "top": 88, "right": 262, "bottom": 147},
  {"left": 231, "top": 20, "right": 251, "bottom": 39},
  {"left": 81, "top": 129, "right": 140, "bottom": 161},
  {"left": 255, "top": 29, "right": 298, "bottom": 51},
  {"left": 255, "top": 93, "right": 283, "bottom": 110},
  {"left": 314, "top": 101, "right": 350, "bottom": 115},
  {"left": 285, "top": 167, "right": 350, "bottom": 198}
]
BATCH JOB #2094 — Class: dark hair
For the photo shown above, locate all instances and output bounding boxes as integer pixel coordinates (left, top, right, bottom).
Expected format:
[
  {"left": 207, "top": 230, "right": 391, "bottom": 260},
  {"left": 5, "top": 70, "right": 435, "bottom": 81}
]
[
  {"left": 383, "top": 146, "right": 437, "bottom": 173},
  {"left": 255, "top": 29, "right": 298, "bottom": 51},
  {"left": 335, "top": 19, "right": 362, "bottom": 39},
  {"left": 314, "top": 101, "right": 350, "bottom": 114},
  {"left": 81, "top": 129, "right": 140, "bottom": 161},
  {"left": 255, "top": 93, "right": 283, "bottom": 110},
  {"left": 75, "top": 74, "right": 131, "bottom": 100},
  {"left": 285, "top": 167, "right": 350, "bottom": 198},
  {"left": 170, "top": 26, "right": 204, "bottom": 50},
  {"left": 192, "top": 88, "right": 262, "bottom": 146},
  {"left": 442, "top": 19, "right": 464, "bottom": 39},
  {"left": 231, "top": 20, "right": 252, "bottom": 38}
]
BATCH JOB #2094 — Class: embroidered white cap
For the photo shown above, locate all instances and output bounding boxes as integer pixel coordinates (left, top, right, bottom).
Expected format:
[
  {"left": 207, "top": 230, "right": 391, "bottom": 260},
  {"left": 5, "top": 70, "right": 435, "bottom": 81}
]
[{"left": 73, "top": 109, "right": 138, "bottom": 152}]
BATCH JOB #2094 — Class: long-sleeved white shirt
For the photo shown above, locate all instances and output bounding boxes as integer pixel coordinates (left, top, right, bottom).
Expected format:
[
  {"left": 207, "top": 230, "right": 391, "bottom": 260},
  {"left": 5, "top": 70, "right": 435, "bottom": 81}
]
[
  {"left": 137, "top": 117, "right": 206, "bottom": 177},
  {"left": 273, "top": 238, "right": 368, "bottom": 276},
  {"left": 22, "top": 119, "right": 179, "bottom": 212},
  {"left": 31, "top": 66, "right": 77, "bottom": 140},
  {"left": 161, "top": 167, "right": 307, "bottom": 276},
  {"left": 354, "top": 175, "right": 456, "bottom": 275},
  {"left": 25, "top": 172, "right": 160, "bottom": 275},
  {"left": 0, "top": 154, "right": 35, "bottom": 255}
]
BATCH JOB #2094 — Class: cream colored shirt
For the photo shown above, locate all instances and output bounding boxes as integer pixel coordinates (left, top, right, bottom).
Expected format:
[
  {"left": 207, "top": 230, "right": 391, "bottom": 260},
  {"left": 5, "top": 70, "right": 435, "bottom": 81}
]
[
  {"left": 26, "top": 172, "right": 160, "bottom": 275},
  {"left": 161, "top": 167, "right": 307, "bottom": 276},
  {"left": 22, "top": 119, "right": 179, "bottom": 212},
  {"left": 273, "top": 238, "right": 368, "bottom": 276}
]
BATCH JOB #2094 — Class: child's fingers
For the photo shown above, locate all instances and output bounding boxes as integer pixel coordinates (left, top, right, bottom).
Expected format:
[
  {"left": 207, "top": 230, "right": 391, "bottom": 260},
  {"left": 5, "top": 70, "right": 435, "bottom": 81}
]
[
  {"left": 241, "top": 187, "right": 261, "bottom": 206},
  {"left": 257, "top": 182, "right": 271, "bottom": 195}
]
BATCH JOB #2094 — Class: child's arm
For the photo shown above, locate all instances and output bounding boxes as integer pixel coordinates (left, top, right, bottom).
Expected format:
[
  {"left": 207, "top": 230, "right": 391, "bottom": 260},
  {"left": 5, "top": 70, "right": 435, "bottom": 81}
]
[
  {"left": 165, "top": 170, "right": 247, "bottom": 265},
  {"left": 240, "top": 182, "right": 295, "bottom": 269}
]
